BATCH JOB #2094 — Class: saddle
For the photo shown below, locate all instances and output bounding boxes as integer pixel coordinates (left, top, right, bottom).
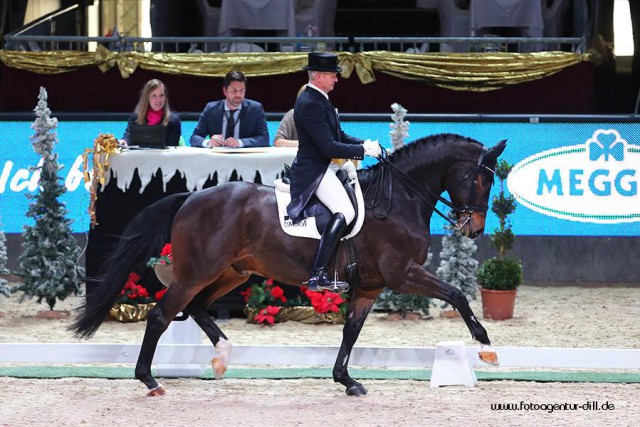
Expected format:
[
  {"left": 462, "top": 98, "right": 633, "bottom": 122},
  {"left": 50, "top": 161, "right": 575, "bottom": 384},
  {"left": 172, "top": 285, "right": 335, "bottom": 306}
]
[{"left": 274, "top": 161, "right": 365, "bottom": 240}]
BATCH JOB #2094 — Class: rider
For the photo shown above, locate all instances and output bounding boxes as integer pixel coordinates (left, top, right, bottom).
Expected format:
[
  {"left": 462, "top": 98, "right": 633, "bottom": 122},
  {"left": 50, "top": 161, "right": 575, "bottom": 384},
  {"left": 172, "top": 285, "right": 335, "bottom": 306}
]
[{"left": 287, "top": 52, "right": 381, "bottom": 291}]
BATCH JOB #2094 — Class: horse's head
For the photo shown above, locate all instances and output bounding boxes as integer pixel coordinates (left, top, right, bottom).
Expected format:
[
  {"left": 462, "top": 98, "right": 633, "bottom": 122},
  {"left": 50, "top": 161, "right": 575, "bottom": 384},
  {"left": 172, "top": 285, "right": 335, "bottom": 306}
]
[{"left": 446, "top": 139, "right": 507, "bottom": 238}]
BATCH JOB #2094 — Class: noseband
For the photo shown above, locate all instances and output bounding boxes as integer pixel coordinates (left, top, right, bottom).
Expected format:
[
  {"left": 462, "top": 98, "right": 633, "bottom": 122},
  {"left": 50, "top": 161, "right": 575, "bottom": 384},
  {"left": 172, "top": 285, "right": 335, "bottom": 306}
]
[{"left": 364, "top": 145, "right": 495, "bottom": 229}]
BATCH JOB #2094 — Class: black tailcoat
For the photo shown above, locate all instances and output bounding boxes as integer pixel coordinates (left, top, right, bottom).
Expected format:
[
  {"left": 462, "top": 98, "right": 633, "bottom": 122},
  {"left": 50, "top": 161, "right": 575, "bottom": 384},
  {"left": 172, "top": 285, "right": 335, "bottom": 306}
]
[{"left": 287, "top": 87, "right": 364, "bottom": 222}]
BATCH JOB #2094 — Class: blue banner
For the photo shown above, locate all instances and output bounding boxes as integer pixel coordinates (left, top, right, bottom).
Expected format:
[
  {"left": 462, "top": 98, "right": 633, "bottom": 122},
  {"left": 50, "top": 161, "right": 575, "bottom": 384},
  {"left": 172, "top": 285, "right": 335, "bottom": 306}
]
[{"left": 1, "top": 119, "right": 639, "bottom": 236}]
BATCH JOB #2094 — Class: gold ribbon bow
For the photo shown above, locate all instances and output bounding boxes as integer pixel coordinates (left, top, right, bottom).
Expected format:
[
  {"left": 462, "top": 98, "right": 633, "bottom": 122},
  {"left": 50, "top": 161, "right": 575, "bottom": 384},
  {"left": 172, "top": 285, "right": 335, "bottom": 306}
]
[
  {"left": 82, "top": 133, "right": 120, "bottom": 227},
  {"left": 338, "top": 52, "right": 376, "bottom": 84}
]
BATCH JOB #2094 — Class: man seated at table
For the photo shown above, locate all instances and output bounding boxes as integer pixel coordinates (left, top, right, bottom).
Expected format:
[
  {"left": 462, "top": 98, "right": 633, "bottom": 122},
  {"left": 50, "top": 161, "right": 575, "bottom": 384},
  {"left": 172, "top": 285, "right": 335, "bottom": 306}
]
[{"left": 190, "top": 70, "right": 269, "bottom": 148}]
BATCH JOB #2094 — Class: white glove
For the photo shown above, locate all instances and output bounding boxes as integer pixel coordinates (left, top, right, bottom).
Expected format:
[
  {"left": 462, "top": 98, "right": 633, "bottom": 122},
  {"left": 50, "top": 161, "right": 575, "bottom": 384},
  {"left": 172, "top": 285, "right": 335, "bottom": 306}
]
[{"left": 363, "top": 139, "right": 381, "bottom": 158}]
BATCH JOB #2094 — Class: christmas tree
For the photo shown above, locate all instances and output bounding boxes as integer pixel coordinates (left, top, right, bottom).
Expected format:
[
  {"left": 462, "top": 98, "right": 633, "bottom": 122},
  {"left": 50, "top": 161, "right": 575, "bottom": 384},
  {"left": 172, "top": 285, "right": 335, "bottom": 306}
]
[
  {"left": 14, "top": 87, "right": 84, "bottom": 310},
  {"left": 436, "top": 212, "right": 479, "bottom": 310},
  {"left": 389, "top": 102, "right": 409, "bottom": 151},
  {"left": 0, "top": 218, "right": 10, "bottom": 299}
]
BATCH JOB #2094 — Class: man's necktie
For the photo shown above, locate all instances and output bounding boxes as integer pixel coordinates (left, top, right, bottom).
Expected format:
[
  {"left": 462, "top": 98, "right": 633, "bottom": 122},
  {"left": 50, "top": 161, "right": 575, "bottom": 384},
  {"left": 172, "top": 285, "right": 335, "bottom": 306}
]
[{"left": 225, "top": 110, "right": 237, "bottom": 139}]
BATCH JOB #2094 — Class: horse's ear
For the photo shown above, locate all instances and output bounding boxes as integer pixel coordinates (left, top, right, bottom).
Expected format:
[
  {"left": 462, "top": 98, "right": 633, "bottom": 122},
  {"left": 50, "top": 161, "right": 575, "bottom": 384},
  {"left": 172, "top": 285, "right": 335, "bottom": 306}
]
[{"left": 484, "top": 139, "right": 507, "bottom": 164}]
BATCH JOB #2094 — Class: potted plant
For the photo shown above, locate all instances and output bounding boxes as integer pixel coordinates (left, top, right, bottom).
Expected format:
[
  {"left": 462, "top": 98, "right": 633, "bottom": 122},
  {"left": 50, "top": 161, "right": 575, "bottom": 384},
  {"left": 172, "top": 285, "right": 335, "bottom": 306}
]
[
  {"left": 477, "top": 159, "right": 522, "bottom": 320},
  {"left": 147, "top": 243, "right": 173, "bottom": 287},
  {"left": 242, "top": 278, "right": 349, "bottom": 325},
  {"left": 109, "top": 272, "right": 167, "bottom": 322}
]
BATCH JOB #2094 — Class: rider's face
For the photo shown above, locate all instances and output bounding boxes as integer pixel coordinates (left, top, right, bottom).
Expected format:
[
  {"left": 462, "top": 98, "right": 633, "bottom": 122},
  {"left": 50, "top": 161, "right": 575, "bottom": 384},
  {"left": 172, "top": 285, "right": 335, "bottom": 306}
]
[{"left": 315, "top": 72, "right": 338, "bottom": 93}]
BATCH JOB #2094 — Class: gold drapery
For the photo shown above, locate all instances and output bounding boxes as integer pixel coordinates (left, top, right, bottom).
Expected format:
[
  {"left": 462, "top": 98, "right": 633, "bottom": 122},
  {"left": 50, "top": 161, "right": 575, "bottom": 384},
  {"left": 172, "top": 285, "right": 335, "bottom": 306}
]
[{"left": 0, "top": 47, "right": 589, "bottom": 92}]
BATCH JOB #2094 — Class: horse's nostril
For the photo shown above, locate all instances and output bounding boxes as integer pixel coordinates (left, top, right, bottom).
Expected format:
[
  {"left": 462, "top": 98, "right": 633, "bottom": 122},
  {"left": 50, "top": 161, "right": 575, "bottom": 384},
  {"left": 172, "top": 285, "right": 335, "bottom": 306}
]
[{"left": 470, "top": 228, "right": 484, "bottom": 239}]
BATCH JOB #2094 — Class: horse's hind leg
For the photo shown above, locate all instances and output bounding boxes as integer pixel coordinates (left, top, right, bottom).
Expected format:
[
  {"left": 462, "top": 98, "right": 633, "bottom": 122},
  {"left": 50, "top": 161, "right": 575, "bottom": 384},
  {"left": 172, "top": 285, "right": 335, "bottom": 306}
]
[
  {"left": 135, "top": 282, "right": 207, "bottom": 395},
  {"left": 333, "top": 290, "right": 379, "bottom": 396},
  {"left": 135, "top": 303, "right": 172, "bottom": 395},
  {"left": 187, "top": 303, "right": 233, "bottom": 379}
]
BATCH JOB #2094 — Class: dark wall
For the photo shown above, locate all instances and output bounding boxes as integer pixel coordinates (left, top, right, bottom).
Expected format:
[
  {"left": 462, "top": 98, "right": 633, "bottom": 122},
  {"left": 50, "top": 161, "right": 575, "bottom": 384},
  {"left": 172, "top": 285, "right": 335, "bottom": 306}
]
[{"left": 0, "top": 61, "right": 596, "bottom": 114}]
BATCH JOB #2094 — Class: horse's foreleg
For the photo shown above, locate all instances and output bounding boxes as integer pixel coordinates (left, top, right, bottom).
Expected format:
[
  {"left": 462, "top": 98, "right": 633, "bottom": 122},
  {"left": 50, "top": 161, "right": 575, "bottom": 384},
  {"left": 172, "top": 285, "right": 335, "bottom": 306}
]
[
  {"left": 392, "top": 262, "right": 498, "bottom": 366},
  {"left": 333, "top": 291, "right": 378, "bottom": 396},
  {"left": 188, "top": 303, "right": 232, "bottom": 379}
]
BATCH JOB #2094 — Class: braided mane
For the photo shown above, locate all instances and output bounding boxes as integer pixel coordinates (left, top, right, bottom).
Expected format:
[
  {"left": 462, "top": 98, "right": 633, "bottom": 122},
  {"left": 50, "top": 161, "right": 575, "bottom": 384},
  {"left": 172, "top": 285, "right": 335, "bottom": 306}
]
[{"left": 357, "top": 133, "right": 483, "bottom": 184}]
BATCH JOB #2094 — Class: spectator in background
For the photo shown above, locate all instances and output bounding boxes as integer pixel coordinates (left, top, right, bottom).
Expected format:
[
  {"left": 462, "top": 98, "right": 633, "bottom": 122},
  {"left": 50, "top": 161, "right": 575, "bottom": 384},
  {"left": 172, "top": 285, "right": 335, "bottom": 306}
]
[
  {"left": 119, "top": 78, "right": 182, "bottom": 147},
  {"left": 273, "top": 84, "right": 307, "bottom": 147},
  {"left": 190, "top": 70, "right": 269, "bottom": 148}
]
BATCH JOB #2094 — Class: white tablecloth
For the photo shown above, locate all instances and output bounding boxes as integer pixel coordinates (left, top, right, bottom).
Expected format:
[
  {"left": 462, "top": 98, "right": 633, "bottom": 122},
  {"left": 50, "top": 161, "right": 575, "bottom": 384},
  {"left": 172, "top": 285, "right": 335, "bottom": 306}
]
[
  {"left": 470, "top": 0, "right": 543, "bottom": 37},
  {"left": 218, "top": 0, "right": 296, "bottom": 36},
  {"left": 105, "top": 146, "right": 298, "bottom": 193}
]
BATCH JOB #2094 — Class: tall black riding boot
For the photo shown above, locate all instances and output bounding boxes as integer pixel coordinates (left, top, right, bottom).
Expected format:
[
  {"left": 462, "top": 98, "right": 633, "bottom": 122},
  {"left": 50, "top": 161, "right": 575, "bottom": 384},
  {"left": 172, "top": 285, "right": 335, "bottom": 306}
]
[{"left": 307, "top": 213, "right": 349, "bottom": 292}]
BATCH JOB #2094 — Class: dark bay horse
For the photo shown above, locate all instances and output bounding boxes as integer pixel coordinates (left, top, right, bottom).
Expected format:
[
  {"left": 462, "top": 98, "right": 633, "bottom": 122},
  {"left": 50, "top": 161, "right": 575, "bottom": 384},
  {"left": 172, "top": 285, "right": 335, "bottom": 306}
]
[{"left": 71, "top": 133, "right": 506, "bottom": 396}]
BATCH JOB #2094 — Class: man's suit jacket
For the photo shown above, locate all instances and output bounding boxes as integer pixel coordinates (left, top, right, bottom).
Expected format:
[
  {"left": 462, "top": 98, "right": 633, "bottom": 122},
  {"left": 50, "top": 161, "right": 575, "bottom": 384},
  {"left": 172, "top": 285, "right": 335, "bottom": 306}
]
[
  {"left": 287, "top": 87, "right": 364, "bottom": 223},
  {"left": 189, "top": 98, "right": 269, "bottom": 148}
]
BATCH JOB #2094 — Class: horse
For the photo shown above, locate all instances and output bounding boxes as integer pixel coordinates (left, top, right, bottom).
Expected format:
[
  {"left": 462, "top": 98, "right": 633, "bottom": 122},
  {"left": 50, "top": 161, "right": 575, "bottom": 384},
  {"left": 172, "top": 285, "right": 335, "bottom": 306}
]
[{"left": 71, "top": 133, "right": 506, "bottom": 396}]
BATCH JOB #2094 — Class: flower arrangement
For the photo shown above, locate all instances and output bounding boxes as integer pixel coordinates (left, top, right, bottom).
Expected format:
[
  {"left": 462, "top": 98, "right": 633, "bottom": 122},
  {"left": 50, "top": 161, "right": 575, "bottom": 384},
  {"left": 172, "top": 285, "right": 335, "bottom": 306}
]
[
  {"left": 116, "top": 272, "right": 167, "bottom": 305},
  {"left": 241, "top": 278, "right": 349, "bottom": 325},
  {"left": 146, "top": 243, "right": 173, "bottom": 266}
]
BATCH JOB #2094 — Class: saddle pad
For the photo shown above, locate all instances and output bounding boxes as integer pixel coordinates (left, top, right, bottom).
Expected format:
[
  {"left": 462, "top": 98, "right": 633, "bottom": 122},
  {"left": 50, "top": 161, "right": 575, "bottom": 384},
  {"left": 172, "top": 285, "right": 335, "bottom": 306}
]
[{"left": 274, "top": 170, "right": 365, "bottom": 241}]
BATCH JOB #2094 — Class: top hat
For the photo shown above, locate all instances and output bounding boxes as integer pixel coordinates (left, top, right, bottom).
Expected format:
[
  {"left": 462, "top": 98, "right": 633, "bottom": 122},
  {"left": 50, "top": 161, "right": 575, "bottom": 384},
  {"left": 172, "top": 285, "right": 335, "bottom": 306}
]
[{"left": 303, "top": 52, "right": 342, "bottom": 73}]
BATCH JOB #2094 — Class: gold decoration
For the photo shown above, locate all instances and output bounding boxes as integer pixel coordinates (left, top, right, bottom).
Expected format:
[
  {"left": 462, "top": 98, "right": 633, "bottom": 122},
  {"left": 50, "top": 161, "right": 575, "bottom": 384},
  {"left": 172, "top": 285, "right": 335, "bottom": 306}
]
[
  {"left": 0, "top": 49, "right": 589, "bottom": 91},
  {"left": 245, "top": 306, "right": 345, "bottom": 324},
  {"left": 82, "top": 133, "right": 121, "bottom": 227},
  {"left": 110, "top": 302, "right": 156, "bottom": 322}
]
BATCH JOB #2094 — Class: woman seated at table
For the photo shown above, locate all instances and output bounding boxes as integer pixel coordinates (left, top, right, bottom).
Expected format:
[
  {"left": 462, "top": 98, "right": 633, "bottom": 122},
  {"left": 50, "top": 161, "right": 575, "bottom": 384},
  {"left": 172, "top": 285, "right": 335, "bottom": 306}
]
[{"left": 119, "top": 79, "right": 182, "bottom": 147}]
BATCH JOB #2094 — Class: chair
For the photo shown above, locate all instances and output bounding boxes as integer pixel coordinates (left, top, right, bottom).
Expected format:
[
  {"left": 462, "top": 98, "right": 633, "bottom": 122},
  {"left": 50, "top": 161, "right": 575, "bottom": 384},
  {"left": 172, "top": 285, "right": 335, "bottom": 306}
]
[
  {"left": 229, "top": 42, "right": 265, "bottom": 52},
  {"left": 542, "top": 0, "right": 573, "bottom": 51},
  {"left": 194, "top": 0, "right": 222, "bottom": 52},
  {"left": 293, "top": 0, "right": 337, "bottom": 37},
  {"left": 437, "top": 0, "right": 471, "bottom": 52}
]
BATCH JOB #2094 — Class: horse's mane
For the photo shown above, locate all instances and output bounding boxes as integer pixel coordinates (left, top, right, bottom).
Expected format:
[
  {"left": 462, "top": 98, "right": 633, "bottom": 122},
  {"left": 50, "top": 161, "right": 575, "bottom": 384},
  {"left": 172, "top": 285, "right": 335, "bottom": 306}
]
[{"left": 357, "top": 133, "right": 484, "bottom": 184}]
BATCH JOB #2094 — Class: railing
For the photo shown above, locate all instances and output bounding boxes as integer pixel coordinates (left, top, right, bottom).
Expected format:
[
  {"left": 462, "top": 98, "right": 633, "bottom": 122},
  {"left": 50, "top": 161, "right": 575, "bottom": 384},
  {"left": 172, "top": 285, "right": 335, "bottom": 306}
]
[{"left": 2, "top": 35, "right": 586, "bottom": 54}]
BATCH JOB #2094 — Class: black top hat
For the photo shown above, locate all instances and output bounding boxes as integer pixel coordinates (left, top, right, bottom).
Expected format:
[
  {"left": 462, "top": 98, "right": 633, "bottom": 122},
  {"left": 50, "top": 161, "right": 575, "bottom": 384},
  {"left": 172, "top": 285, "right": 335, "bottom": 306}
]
[{"left": 303, "top": 52, "right": 342, "bottom": 73}]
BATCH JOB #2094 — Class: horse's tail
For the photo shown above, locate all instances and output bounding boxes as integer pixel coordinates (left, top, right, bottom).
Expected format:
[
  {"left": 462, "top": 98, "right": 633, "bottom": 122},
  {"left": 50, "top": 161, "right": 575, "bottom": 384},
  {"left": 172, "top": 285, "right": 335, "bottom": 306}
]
[{"left": 70, "top": 192, "right": 190, "bottom": 339}]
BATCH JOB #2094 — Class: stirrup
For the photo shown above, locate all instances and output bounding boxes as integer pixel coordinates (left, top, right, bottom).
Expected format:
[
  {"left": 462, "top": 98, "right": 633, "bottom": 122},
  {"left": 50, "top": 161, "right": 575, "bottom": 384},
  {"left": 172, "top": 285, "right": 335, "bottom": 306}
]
[{"left": 305, "top": 269, "right": 349, "bottom": 292}]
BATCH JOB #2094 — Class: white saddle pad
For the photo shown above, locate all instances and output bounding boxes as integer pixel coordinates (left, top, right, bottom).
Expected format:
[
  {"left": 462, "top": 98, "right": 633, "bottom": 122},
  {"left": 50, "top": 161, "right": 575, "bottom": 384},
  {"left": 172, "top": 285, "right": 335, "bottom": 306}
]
[{"left": 274, "top": 163, "right": 365, "bottom": 240}]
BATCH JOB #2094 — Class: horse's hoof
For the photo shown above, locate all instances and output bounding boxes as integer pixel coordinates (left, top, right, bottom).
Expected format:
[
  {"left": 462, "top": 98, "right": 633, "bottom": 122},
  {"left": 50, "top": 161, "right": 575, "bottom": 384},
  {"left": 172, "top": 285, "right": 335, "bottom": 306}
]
[
  {"left": 212, "top": 357, "right": 227, "bottom": 380},
  {"left": 478, "top": 346, "right": 500, "bottom": 366},
  {"left": 146, "top": 385, "right": 166, "bottom": 397},
  {"left": 346, "top": 384, "right": 368, "bottom": 396}
]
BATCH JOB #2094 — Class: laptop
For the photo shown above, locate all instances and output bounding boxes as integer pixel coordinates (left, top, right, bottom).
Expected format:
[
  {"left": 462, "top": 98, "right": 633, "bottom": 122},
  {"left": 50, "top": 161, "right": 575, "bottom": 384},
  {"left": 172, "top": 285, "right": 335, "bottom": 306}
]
[{"left": 129, "top": 124, "right": 168, "bottom": 149}]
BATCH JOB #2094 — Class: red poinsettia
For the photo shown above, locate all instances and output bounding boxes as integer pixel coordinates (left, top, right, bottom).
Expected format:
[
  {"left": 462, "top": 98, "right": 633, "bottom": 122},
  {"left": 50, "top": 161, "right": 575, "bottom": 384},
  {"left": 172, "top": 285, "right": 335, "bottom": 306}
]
[
  {"left": 270, "top": 286, "right": 286, "bottom": 303},
  {"left": 245, "top": 279, "right": 349, "bottom": 325},
  {"left": 117, "top": 273, "right": 154, "bottom": 305},
  {"left": 254, "top": 305, "right": 282, "bottom": 325},
  {"left": 305, "top": 289, "right": 345, "bottom": 314},
  {"left": 155, "top": 288, "right": 168, "bottom": 301},
  {"left": 146, "top": 243, "right": 173, "bottom": 266}
]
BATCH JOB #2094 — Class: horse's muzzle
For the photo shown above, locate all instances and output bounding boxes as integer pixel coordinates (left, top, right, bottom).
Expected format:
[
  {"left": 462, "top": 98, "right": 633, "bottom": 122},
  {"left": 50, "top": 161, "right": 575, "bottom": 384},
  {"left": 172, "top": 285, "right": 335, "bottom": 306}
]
[{"left": 457, "top": 212, "right": 485, "bottom": 239}]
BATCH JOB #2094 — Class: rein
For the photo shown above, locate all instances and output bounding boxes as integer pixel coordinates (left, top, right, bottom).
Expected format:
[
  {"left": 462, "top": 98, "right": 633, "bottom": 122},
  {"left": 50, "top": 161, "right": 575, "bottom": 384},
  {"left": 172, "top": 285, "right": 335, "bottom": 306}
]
[{"left": 363, "top": 144, "right": 494, "bottom": 227}]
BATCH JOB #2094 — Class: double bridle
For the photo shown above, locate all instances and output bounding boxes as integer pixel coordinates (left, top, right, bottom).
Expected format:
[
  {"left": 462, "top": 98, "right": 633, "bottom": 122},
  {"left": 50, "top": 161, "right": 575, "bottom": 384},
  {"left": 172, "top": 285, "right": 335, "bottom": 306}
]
[{"left": 364, "top": 145, "right": 495, "bottom": 229}]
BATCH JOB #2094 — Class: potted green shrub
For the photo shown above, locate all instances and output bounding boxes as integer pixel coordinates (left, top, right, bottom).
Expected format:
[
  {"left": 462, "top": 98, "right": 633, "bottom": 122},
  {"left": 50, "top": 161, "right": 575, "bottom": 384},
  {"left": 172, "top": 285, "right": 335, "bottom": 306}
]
[{"left": 477, "top": 159, "right": 522, "bottom": 320}]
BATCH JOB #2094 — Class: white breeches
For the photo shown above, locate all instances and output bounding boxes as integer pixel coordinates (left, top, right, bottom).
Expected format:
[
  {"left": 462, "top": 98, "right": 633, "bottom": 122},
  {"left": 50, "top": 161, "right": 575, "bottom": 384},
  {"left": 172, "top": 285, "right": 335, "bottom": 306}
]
[{"left": 315, "top": 163, "right": 356, "bottom": 225}]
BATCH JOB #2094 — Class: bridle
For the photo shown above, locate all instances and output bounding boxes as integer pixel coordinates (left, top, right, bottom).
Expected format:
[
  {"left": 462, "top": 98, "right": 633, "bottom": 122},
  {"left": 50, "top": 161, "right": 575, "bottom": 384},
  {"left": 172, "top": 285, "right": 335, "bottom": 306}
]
[{"left": 364, "top": 144, "right": 495, "bottom": 229}]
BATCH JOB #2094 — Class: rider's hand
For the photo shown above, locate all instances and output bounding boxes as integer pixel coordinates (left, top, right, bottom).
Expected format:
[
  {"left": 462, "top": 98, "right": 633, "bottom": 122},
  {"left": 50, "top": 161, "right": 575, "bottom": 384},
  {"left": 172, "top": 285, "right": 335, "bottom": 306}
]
[{"left": 363, "top": 139, "right": 381, "bottom": 157}]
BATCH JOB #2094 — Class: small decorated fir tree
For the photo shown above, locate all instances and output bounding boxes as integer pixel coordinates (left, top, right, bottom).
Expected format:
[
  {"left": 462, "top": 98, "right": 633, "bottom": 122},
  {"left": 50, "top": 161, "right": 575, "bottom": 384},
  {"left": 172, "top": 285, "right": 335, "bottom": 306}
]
[
  {"left": 0, "top": 218, "right": 10, "bottom": 299},
  {"left": 389, "top": 102, "right": 409, "bottom": 151},
  {"left": 436, "top": 212, "right": 479, "bottom": 310},
  {"left": 14, "top": 87, "right": 84, "bottom": 310}
]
